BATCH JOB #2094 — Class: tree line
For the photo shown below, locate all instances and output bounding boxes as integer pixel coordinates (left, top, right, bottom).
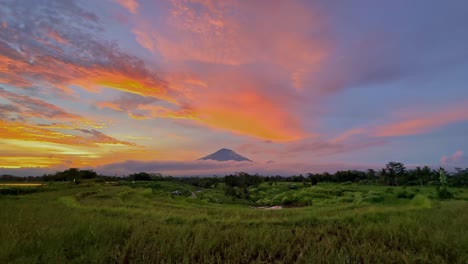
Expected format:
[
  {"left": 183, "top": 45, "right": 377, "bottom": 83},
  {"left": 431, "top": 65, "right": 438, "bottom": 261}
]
[{"left": 1, "top": 162, "right": 467, "bottom": 188}]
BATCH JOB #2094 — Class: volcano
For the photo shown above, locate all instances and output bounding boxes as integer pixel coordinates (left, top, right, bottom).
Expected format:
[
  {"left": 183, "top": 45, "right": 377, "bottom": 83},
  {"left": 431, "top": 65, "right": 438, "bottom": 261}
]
[{"left": 199, "top": 148, "right": 252, "bottom": 162}]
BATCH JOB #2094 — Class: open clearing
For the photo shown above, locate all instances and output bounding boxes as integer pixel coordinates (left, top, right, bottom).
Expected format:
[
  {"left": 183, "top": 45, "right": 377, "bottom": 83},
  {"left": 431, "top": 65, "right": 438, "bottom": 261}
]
[{"left": 1, "top": 181, "right": 467, "bottom": 263}]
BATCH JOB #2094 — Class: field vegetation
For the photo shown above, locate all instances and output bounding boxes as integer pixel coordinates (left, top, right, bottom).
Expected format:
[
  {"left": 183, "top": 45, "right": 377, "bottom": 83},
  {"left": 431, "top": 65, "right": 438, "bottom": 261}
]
[{"left": 1, "top": 163, "right": 468, "bottom": 263}]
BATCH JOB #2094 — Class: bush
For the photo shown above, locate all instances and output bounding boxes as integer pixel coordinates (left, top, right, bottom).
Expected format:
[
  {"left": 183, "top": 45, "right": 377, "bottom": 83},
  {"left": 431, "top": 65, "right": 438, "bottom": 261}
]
[
  {"left": 397, "top": 190, "right": 415, "bottom": 199},
  {"left": 0, "top": 186, "right": 52, "bottom": 195},
  {"left": 364, "top": 192, "right": 385, "bottom": 203},
  {"left": 93, "top": 178, "right": 106, "bottom": 183},
  {"left": 281, "top": 196, "right": 294, "bottom": 206},
  {"left": 150, "top": 183, "right": 162, "bottom": 189},
  {"left": 410, "top": 194, "right": 431, "bottom": 208},
  {"left": 437, "top": 188, "right": 454, "bottom": 200}
]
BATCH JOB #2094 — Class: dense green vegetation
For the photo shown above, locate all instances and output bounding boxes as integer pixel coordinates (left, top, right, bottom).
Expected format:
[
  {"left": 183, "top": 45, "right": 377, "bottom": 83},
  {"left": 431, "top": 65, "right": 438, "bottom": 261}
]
[
  {"left": 1, "top": 177, "right": 468, "bottom": 263},
  {"left": 2, "top": 162, "right": 468, "bottom": 187}
]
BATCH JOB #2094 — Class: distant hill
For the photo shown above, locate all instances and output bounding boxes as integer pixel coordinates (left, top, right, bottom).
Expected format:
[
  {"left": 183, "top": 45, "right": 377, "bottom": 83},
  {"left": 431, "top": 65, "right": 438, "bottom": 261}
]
[{"left": 199, "top": 148, "right": 252, "bottom": 162}]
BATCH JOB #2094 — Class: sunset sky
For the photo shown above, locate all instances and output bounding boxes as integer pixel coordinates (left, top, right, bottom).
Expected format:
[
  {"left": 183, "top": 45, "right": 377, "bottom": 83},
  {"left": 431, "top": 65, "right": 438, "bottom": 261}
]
[{"left": 1, "top": 0, "right": 467, "bottom": 176}]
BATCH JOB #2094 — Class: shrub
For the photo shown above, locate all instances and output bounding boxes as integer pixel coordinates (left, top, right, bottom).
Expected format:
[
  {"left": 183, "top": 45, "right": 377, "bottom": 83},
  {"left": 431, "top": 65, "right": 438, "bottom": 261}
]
[
  {"left": 410, "top": 194, "right": 431, "bottom": 208},
  {"left": 0, "top": 187, "right": 39, "bottom": 195},
  {"left": 437, "top": 188, "right": 454, "bottom": 200},
  {"left": 397, "top": 190, "right": 415, "bottom": 199},
  {"left": 363, "top": 193, "right": 384, "bottom": 203},
  {"left": 281, "top": 196, "right": 295, "bottom": 205},
  {"left": 150, "top": 183, "right": 161, "bottom": 189},
  {"left": 93, "top": 178, "right": 106, "bottom": 183},
  {"left": 0, "top": 186, "right": 52, "bottom": 195}
]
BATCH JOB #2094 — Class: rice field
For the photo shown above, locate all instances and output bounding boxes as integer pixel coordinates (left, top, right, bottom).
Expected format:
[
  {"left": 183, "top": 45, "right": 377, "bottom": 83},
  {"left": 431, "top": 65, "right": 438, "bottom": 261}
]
[{"left": 1, "top": 181, "right": 467, "bottom": 263}]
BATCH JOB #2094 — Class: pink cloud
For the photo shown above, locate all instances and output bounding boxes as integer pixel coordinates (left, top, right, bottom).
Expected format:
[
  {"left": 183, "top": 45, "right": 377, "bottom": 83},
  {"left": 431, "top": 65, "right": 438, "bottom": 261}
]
[
  {"left": 120, "top": 0, "right": 335, "bottom": 140},
  {"left": 112, "top": 0, "right": 139, "bottom": 14},
  {"left": 374, "top": 103, "right": 468, "bottom": 137},
  {"left": 0, "top": 88, "right": 80, "bottom": 120},
  {"left": 441, "top": 150, "right": 465, "bottom": 165},
  {"left": 133, "top": 0, "right": 330, "bottom": 83}
]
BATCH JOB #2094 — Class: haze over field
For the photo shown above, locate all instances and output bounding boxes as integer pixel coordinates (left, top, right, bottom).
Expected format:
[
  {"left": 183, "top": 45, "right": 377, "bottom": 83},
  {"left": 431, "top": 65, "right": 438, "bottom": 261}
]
[{"left": 1, "top": 0, "right": 468, "bottom": 176}]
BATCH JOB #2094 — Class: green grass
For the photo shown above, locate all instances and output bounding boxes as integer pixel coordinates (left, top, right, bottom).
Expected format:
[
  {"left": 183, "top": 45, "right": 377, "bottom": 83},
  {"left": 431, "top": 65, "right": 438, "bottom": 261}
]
[{"left": 1, "top": 182, "right": 467, "bottom": 263}]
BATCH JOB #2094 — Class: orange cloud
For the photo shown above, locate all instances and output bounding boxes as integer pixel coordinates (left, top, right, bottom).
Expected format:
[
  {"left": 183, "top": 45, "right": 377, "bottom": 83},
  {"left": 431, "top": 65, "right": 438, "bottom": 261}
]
[
  {"left": 98, "top": 83, "right": 306, "bottom": 141},
  {"left": 0, "top": 8, "right": 174, "bottom": 103},
  {"left": 121, "top": 0, "right": 333, "bottom": 140},
  {"left": 0, "top": 119, "right": 140, "bottom": 168},
  {"left": 99, "top": 100, "right": 305, "bottom": 141},
  {"left": 0, "top": 156, "right": 64, "bottom": 168},
  {"left": 0, "top": 50, "right": 172, "bottom": 101},
  {"left": 46, "top": 29, "right": 69, "bottom": 45},
  {"left": 2, "top": 0, "right": 325, "bottom": 142},
  {"left": 96, "top": 101, "right": 124, "bottom": 112},
  {"left": 0, "top": 54, "right": 35, "bottom": 88},
  {"left": 0, "top": 120, "right": 134, "bottom": 147},
  {"left": 98, "top": 66, "right": 310, "bottom": 140},
  {"left": 191, "top": 91, "right": 305, "bottom": 141}
]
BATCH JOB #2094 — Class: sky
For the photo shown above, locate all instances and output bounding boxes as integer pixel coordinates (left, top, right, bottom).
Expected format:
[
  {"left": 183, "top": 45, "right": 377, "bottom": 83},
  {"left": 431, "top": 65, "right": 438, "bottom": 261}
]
[{"left": 0, "top": 0, "right": 467, "bottom": 176}]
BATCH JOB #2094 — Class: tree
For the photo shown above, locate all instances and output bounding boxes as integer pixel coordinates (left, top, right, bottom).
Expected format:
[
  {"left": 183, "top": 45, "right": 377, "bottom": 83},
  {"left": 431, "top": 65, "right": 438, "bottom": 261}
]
[
  {"left": 307, "top": 173, "right": 318, "bottom": 186},
  {"left": 81, "top": 170, "right": 98, "bottom": 179},
  {"left": 439, "top": 167, "right": 448, "bottom": 187},
  {"left": 378, "top": 168, "right": 389, "bottom": 185},
  {"left": 451, "top": 168, "right": 468, "bottom": 187},
  {"left": 385, "top": 162, "right": 406, "bottom": 186},
  {"left": 224, "top": 173, "right": 263, "bottom": 199},
  {"left": 366, "top": 169, "right": 376, "bottom": 178},
  {"left": 129, "top": 172, "right": 152, "bottom": 181},
  {"left": 437, "top": 167, "right": 453, "bottom": 199}
]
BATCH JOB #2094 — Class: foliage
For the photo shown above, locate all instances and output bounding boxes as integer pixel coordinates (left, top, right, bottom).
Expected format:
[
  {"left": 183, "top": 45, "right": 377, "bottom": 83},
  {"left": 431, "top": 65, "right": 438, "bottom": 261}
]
[
  {"left": 437, "top": 187, "right": 454, "bottom": 200},
  {"left": 437, "top": 168, "right": 454, "bottom": 200},
  {"left": 42, "top": 168, "right": 98, "bottom": 181},
  {"left": 397, "top": 190, "right": 415, "bottom": 199},
  {"left": 439, "top": 168, "right": 448, "bottom": 187},
  {"left": 0, "top": 186, "right": 42, "bottom": 195},
  {"left": 1, "top": 183, "right": 467, "bottom": 263},
  {"left": 3, "top": 162, "right": 468, "bottom": 188},
  {"left": 224, "top": 172, "right": 264, "bottom": 199}
]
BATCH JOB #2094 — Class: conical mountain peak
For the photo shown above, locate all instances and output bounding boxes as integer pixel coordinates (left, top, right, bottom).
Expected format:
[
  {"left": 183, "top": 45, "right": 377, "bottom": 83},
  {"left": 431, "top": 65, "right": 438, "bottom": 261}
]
[{"left": 199, "top": 148, "right": 252, "bottom": 162}]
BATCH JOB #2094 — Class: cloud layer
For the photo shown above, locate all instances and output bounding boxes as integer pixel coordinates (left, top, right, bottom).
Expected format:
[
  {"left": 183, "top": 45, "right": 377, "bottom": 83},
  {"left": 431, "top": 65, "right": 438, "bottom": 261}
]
[{"left": 1, "top": 0, "right": 467, "bottom": 173}]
